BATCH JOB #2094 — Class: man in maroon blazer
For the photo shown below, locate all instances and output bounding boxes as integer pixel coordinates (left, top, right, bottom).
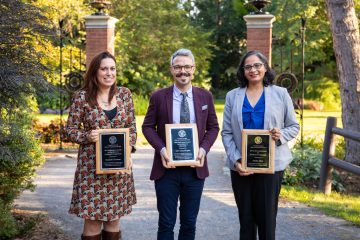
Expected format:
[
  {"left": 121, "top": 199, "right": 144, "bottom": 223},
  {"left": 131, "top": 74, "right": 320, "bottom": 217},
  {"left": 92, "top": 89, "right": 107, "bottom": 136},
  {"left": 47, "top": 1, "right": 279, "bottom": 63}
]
[{"left": 142, "top": 48, "right": 219, "bottom": 240}]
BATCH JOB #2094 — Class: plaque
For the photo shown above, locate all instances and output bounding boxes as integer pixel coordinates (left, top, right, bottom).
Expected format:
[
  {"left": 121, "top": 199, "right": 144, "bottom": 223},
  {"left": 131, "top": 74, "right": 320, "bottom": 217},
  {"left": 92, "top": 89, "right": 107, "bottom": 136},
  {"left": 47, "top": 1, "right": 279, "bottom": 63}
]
[
  {"left": 165, "top": 124, "right": 199, "bottom": 167},
  {"left": 95, "top": 128, "right": 131, "bottom": 174},
  {"left": 241, "top": 129, "right": 275, "bottom": 174}
]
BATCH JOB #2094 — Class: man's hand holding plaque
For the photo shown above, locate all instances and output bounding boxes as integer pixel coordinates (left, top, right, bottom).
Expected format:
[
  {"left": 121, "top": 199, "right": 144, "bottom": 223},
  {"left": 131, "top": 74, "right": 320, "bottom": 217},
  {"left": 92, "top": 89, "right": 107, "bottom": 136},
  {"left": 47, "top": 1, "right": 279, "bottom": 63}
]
[
  {"left": 160, "top": 148, "right": 175, "bottom": 169},
  {"left": 165, "top": 123, "right": 200, "bottom": 167},
  {"left": 194, "top": 147, "right": 205, "bottom": 167}
]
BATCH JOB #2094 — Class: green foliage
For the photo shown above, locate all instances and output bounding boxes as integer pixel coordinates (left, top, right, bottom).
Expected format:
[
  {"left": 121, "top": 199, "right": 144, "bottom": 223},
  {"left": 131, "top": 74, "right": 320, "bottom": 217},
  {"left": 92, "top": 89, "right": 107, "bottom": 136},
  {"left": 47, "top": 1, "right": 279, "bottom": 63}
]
[
  {"left": 284, "top": 137, "right": 345, "bottom": 192},
  {"left": 0, "top": 0, "right": 51, "bottom": 105},
  {"left": 0, "top": 201, "right": 41, "bottom": 239},
  {"left": 0, "top": 109, "right": 45, "bottom": 239},
  {"left": 36, "top": 91, "right": 61, "bottom": 112},
  {"left": 270, "top": 0, "right": 334, "bottom": 72},
  {"left": 268, "top": 0, "right": 342, "bottom": 109},
  {"left": 0, "top": 110, "right": 45, "bottom": 204},
  {"left": 0, "top": 200, "right": 18, "bottom": 239},
  {"left": 186, "top": 0, "right": 248, "bottom": 91},
  {"left": 302, "top": 77, "right": 341, "bottom": 111},
  {"left": 29, "top": 0, "right": 91, "bottom": 110},
  {"left": 36, "top": 90, "right": 72, "bottom": 113},
  {"left": 111, "top": 0, "right": 213, "bottom": 96},
  {"left": 335, "top": 136, "right": 346, "bottom": 160},
  {"left": 30, "top": 0, "right": 91, "bottom": 83},
  {"left": 132, "top": 93, "right": 149, "bottom": 116},
  {"left": 0, "top": 0, "right": 49, "bottom": 235}
]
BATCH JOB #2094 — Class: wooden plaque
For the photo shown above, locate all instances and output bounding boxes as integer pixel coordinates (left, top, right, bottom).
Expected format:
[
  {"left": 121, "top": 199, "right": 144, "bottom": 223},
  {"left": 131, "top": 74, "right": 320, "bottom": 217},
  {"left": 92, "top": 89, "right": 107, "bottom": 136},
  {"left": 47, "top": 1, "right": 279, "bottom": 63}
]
[
  {"left": 241, "top": 129, "right": 275, "bottom": 174},
  {"left": 95, "top": 128, "right": 131, "bottom": 174},
  {"left": 165, "top": 124, "right": 200, "bottom": 167}
]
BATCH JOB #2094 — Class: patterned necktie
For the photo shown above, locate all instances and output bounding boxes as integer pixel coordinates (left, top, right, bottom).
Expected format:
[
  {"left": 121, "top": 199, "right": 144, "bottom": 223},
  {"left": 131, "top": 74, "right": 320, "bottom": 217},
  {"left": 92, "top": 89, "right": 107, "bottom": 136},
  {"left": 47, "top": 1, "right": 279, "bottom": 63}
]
[{"left": 180, "top": 92, "right": 190, "bottom": 123}]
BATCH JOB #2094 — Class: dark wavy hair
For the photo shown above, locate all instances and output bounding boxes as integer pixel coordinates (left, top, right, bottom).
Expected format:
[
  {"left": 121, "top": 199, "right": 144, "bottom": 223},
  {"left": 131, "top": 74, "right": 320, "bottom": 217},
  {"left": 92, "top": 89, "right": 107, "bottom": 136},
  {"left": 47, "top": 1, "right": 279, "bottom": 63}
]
[
  {"left": 82, "top": 51, "right": 117, "bottom": 107},
  {"left": 236, "top": 50, "right": 276, "bottom": 88}
]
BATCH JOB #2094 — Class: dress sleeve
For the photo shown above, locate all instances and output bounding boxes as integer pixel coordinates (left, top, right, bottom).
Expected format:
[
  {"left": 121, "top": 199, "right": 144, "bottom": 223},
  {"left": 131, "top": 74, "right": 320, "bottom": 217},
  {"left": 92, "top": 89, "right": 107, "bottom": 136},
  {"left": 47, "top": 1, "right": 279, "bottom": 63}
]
[
  {"left": 65, "top": 91, "right": 91, "bottom": 144},
  {"left": 123, "top": 88, "right": 137, "bottom": 148}
]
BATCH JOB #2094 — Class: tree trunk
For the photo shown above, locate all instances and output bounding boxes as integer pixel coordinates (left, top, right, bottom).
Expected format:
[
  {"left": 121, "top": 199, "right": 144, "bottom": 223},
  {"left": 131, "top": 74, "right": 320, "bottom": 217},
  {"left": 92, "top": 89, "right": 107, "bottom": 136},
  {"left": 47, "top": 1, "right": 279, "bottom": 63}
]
[{"left": 325, "top": 0, "right": 360, "bottom": 165}]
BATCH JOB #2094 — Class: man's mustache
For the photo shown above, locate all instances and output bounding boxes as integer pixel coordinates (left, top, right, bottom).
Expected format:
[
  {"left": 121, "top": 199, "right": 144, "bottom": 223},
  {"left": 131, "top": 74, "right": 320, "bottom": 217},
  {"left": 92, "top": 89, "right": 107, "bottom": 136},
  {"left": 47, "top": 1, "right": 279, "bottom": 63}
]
[{"left": 175, "top": 72, "right": 191, "bottom": 77}]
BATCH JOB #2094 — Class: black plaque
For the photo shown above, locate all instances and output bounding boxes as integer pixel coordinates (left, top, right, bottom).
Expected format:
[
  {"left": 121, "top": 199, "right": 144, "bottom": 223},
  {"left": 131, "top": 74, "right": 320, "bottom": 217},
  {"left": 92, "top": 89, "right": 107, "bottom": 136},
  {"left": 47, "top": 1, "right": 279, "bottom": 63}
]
[
  {"left": 241, "top": 129, "right": 275, "bottom": 174},
  {"left": 96, "top": 128, "right": 130, "bottom": 174},
  {"left": 165, "top": 124, "right": 199, "bottom": 166},
  {"left": 171, "top": 128, "right": 194, "bottom": 161},
  {"left": 246, "top": 134, "right": 270, "bottom": 168},
  {"left": 100, "top": 133, "right": 126, "bottom": 169}
]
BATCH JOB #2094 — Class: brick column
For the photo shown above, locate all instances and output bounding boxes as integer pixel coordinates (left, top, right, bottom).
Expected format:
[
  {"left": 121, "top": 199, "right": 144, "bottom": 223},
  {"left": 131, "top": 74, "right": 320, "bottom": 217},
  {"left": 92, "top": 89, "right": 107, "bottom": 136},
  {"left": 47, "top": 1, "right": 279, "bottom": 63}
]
[
  {"left": 84, "top": 15, "right": 118, "bottom": 68},
  {"left": 243, "top": 14, "right": 275, "bottom": 65}
]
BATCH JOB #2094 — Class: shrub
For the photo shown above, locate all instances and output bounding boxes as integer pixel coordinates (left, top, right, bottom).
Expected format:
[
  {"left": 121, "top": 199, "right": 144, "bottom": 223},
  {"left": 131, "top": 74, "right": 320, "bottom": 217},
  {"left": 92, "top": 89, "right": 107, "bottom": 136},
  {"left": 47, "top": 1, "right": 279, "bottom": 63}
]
[
  {"left": 0, "top": 200, "right": 18, "bottom": 239},
  {"left": 0, "top": 1, "right": 52, "bottom": 237},
  {"left": 284, "top": 137, "right": 345, "bottom": 192},
  {"left": 132, "top": 93, "right": 149, "bottom": 115},
  {"left": 291, "top": 77, "right": 341, "bottom": 111},
  {"left": 33, "top": 119, "right": 68, "bottom": 144},
  {"left": 0, "top": 111, "right": 45, "bottom": 239},
  {"left": 304, "top": 77, "right": 341, "bottom": 111}
]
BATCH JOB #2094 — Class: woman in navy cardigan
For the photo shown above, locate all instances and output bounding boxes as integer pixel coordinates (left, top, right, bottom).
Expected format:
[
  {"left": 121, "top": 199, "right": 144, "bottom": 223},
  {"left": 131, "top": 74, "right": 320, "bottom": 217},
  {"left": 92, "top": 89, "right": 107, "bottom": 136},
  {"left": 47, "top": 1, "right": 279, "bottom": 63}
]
[{"left": 221, "top": 50, "right": 299, "bottom": 240}]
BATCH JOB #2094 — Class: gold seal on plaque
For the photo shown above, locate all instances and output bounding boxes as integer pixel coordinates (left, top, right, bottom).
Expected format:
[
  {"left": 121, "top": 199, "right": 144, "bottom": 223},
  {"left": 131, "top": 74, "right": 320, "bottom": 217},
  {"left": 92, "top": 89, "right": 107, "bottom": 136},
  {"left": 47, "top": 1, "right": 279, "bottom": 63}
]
[{"left": 254, "top": 136, "right": 262, "bottom": 144}]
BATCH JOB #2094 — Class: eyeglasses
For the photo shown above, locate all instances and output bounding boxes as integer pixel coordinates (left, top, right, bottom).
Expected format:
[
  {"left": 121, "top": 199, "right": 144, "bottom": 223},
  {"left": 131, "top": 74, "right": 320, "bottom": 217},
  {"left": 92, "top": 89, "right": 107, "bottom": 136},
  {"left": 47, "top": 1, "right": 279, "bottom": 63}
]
[
  {"left": 243, "top": 63, "right": 264, "bottom": 72},
  {"left": 172, "top": 65, "right": 194, "bottom": 72}
]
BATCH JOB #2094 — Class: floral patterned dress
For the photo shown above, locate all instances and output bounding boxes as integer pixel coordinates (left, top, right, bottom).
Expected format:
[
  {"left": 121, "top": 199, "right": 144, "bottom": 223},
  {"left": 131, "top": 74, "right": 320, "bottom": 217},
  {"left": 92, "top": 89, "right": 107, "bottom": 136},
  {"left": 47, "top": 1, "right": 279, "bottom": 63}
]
[{"left": 66, "top": 86, "right": 137, "bottom": 221}]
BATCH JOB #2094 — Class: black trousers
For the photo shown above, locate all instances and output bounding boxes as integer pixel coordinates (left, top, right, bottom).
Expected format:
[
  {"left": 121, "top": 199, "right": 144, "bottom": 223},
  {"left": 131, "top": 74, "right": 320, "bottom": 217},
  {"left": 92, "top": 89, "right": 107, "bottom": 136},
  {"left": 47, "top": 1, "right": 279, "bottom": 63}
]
[{"left": 231, "top": 170, "right": 284, "bottom": 240}]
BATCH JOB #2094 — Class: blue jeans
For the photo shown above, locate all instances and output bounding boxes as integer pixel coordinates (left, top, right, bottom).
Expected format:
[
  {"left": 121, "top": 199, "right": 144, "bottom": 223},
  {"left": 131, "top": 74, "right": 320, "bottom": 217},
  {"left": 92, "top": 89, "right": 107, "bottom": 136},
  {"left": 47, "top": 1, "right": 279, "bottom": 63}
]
[{"left": 155, "top": 167, "right": 205, "bottom": 240}]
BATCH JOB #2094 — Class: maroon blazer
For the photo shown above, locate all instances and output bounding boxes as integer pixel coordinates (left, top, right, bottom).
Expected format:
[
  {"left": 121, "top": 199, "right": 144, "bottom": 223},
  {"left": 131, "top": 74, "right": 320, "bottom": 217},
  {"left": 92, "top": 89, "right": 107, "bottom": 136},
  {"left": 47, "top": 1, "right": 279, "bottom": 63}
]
[{"left": 142, "top": 85, "right": 219, "bottom": 180}]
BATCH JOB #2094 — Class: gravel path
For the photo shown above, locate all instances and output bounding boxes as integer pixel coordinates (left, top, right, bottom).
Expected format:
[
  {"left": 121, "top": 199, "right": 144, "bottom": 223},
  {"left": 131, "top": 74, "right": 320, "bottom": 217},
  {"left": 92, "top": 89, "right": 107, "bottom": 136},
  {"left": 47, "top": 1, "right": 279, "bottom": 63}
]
[{"left": 15, "top": 140, "right": 360, "bottom": 240}]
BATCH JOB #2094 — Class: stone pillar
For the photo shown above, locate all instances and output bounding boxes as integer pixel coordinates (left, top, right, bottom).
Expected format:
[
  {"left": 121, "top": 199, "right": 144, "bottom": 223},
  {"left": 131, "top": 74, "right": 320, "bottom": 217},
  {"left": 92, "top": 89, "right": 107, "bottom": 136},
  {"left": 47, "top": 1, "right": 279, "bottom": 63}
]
[
  {"left": 243, "top": 14, "right": 275, "bottom": 65},
  {"left": 84, "top": 15, "right": 119, "bottom": 68}
]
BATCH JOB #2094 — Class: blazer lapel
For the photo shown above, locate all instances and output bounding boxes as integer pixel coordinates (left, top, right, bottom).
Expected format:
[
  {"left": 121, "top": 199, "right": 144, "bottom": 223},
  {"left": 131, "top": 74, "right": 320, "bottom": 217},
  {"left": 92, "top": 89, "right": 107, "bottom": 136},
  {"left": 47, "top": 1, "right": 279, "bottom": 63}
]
[
  {"left": 166, "top": 86, "right": 173, "bottom": 124},
  {"left": 192, "top": 87, "right": 202, "bottom": 125},
  {"left": 264, "top": 86, "right": 270, "bottom": 129},
  {"left": 236, "top": 87, "right": 246, "bottom": 130}
]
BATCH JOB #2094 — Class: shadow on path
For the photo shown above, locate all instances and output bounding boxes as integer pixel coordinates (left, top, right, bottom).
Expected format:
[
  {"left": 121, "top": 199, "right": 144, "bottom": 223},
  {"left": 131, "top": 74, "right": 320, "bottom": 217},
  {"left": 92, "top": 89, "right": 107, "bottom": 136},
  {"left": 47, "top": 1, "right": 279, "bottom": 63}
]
[{"left": 15, "top": 141, "right": 360, "bottom": 240}]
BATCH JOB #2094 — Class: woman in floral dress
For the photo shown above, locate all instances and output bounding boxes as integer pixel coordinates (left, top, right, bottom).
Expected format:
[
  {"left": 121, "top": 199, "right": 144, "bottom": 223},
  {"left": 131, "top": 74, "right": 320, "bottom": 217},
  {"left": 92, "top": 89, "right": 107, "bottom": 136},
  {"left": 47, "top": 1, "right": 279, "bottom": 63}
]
[{"left": 66, "top": 51, "right": 137, "bottom": 240}]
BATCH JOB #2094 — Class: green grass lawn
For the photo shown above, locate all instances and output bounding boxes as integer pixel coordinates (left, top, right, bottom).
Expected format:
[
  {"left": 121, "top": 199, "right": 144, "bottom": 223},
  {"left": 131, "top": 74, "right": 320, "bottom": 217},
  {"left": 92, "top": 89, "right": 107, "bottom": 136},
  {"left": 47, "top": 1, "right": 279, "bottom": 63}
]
[
  {"left": 281, "top": 186, "right": 360, "bottom": 226},
  {"left": 300, "top": 110, "right": 342, "bottom": 136}
]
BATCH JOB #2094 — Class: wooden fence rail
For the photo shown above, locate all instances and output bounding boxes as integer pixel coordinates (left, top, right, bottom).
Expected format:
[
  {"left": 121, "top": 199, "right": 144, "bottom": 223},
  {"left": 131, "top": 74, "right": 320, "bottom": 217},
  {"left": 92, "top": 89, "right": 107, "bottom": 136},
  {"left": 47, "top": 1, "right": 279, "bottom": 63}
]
[{"left": 319, "top": 117, "right": 360, "bottom": 195}]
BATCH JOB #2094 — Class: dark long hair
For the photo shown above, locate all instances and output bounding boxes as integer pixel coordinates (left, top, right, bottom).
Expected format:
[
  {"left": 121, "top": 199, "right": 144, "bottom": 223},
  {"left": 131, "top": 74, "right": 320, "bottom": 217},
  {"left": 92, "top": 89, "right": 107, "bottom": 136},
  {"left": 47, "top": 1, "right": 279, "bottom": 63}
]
[
  {"left": 82, "top": 51, "right": 117, "bottom": 107},
  {"left": 236, "top": 50, "right": 276, "bottom": 88}
]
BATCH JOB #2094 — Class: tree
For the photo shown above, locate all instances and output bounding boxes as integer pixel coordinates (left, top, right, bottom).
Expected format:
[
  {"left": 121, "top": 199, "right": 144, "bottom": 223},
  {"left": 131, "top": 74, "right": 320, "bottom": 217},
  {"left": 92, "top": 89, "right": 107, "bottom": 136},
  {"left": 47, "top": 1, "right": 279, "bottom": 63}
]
[
  {"left": 111, "top": 0, "right": 213, "bottom": 96},
  {"left": 184, "top": 0, "right": 248, "bottom": 94},
  {"left": 0, "top": 0, "right": 52, "bottom": 237},
  {"left": 30, "top": 0, "right": 92, "bottom": 111},
  {"left": 269, "top": 0, "right": 336, "bottom": 74},
  {"left": 325, "top": 0, "right": 360, "bottom": 165}
]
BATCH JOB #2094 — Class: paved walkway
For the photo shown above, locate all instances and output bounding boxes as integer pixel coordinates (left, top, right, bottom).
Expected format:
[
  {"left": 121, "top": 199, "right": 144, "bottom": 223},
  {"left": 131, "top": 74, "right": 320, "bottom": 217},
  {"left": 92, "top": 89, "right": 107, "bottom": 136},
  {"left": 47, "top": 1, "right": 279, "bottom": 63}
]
[{"left": 15, "top": 141, "right": 360, "bottom": 240}]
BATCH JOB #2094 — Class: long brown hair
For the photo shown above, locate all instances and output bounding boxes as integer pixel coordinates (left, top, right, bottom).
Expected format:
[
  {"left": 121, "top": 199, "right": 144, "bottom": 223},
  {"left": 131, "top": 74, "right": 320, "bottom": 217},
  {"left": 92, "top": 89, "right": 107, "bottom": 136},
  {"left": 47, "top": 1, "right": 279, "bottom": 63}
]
[{"left": 82, "top": 51, "right": 117, "bottom": 107}]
